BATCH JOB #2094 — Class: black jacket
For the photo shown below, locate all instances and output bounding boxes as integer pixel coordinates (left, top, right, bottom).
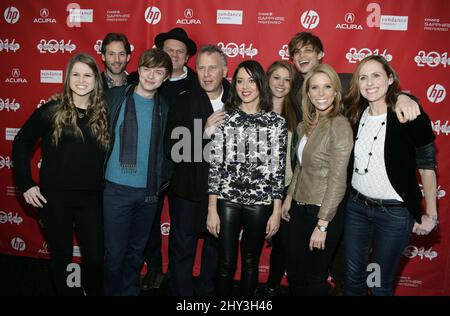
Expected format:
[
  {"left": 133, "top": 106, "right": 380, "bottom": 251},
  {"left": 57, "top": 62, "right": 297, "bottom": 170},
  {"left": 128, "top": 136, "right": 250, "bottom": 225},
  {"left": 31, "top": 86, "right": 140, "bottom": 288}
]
[
  {"left": 159, "top": 67, "right": 197, "bottom": 107},
  {"left": 165, "top": 78, "right": 231, "bottom": 202},
  {"left": 348, "top": 106, "right": 435, "bottom": 222}
]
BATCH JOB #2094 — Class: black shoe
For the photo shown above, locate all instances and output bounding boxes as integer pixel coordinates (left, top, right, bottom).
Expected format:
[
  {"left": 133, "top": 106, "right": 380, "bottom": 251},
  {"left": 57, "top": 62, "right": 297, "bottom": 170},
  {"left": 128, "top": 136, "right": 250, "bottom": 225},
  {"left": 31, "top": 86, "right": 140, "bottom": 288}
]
[
  {"left": 259, "top": 285, "right": 278, "bottom": 296},
  {"left": 141, "top": 269, "right": 165, "bottom": 291}
]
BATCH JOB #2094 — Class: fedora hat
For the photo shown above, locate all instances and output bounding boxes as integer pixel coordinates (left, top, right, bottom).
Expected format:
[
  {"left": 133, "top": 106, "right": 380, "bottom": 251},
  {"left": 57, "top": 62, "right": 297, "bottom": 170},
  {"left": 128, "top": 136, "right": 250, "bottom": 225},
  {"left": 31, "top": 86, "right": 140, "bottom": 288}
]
[{"left": 154, "top": 27, "right": 197, "bottom": 56}]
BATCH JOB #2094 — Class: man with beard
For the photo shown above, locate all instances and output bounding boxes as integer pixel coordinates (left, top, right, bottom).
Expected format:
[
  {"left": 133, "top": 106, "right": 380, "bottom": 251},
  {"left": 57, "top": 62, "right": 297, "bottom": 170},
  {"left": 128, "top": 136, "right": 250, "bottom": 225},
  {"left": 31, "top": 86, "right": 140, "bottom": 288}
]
[{"left": 101, "top": 33, "right": 138, "bottom": 90}]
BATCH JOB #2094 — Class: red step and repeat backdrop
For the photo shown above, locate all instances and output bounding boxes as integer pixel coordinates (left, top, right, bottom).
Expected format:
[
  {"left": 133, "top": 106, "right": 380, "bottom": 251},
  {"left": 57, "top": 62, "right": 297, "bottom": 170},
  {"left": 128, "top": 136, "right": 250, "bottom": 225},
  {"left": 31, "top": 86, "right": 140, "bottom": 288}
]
[{"left": 0, "top": 0, "right": 449, "bottom": 295}]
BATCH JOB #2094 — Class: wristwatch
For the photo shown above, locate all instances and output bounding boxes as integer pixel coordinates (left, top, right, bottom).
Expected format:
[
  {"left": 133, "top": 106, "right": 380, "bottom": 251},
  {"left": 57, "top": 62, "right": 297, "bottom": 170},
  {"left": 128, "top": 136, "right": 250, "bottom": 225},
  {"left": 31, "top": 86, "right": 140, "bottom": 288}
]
[{"left": 316, "top": 224, "right": 327, "bottom": 232}]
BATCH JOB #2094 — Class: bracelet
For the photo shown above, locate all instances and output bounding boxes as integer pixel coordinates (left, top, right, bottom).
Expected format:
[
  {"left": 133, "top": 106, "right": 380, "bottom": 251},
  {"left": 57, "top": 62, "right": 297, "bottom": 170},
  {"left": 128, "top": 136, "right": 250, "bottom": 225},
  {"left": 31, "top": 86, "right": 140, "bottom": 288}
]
[{"left": 424, "top": 214, "right": 438, "bottom": 224}]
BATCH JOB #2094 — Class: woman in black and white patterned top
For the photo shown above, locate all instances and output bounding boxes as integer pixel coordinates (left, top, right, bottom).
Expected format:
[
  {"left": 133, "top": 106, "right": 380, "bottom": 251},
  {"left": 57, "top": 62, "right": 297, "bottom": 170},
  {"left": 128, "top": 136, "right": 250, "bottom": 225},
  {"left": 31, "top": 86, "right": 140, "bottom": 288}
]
[{"left": 207, "top": 60, "right": 287, "bottom": 296}]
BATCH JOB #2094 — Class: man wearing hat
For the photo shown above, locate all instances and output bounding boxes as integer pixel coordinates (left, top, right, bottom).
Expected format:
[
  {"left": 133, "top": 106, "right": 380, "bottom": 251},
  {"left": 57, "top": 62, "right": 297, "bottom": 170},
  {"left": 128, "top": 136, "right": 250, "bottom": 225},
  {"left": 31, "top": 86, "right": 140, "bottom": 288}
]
[
  {"left": 141, "top": 27, "right": 198, "bottom": 291},
  {"left": 155, "top": 27, "right": 198, "bottom": 106}
]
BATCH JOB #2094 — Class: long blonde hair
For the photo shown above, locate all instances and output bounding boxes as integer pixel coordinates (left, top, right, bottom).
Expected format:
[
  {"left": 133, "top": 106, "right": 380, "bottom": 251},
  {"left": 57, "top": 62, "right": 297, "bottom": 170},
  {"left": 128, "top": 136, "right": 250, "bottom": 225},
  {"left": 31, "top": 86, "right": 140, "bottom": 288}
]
[
  {"left": 52, "top": 53, "right": 109, "bottom": 151},
  {"left": 301, "top": 64, "right": 343, "bottom": 135}
]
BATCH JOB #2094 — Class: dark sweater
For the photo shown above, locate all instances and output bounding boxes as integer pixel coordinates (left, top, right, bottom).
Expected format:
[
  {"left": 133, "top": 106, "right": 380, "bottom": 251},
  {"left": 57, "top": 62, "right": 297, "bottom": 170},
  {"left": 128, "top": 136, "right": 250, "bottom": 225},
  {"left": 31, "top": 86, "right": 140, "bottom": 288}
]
[
  {"left": 159, "top": 67, "right": 197, "bottom": 107},
  {"left": 12, "top": 101, "right": 106, "bottom": 192}
]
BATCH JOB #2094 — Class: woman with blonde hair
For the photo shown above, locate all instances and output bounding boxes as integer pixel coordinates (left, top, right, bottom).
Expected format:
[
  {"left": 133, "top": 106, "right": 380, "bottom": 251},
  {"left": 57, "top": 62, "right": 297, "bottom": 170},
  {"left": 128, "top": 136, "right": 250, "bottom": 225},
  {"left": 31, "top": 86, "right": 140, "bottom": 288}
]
[
  {"left": 13, "top": 53, "right": 109, "bottom": 295},
  {"left": 282, "top": 64, "right": 353, "bottom": 295}
]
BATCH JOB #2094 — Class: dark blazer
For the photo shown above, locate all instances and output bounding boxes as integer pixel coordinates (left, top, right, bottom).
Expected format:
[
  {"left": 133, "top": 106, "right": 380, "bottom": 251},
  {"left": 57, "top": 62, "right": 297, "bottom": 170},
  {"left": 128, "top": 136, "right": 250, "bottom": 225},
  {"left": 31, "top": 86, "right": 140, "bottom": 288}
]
[
  {"left": 165, "top": 78, "right": 231, "bottom": 202},
  {"left": 349, "top": 106, "right": 435, "bottom": 222}
]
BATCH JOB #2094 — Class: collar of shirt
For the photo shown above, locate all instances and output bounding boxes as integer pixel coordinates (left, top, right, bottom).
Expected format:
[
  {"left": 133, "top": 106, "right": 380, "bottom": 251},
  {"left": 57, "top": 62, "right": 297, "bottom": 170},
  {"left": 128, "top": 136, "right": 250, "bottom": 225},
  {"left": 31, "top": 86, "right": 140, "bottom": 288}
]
[
  {"left": 104, "top": 71, "right": 128, "bottom": 88},
  {"left": 169, "top": 66, "right": 188, "bottom": 82}
]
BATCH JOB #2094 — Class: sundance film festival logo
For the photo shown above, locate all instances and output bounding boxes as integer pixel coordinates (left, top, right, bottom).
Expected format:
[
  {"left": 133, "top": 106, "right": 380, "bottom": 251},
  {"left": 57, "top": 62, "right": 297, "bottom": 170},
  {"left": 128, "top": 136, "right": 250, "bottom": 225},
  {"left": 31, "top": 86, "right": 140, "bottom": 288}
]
[
  {"left": 40, "top": 70, "right": 63, "bottom": 84},
  {"left": 0, "top": 98, "right": 20, "bottom": 112},
  {"left": 427, "top": 84, "right": 446, "bottom": 103},
  {"left": 218, "top": 42, "right": 258, "bottom": 59},
  {"left": 346, "top": 48, "right": 392, "bottom": 63},
  {"left": 5, "top": 128, "right": 20, "bottom": 141},
  {"left": 278, "top": 44, "right": 290, "bottom": 60},
  {"left": 366, "top": 3, "right": 408, "bottom": 31},
  {"left": 415, "top": 51, "right": 450, "bottom": 68},
  {"left": 4, "top": 7, "right": 20, "bottom": 24},
  {"left": 37, "top": 39, "right": 76, "bottom": 54},
  {"left": 161, "top": 222, "right": 170, "bottom": 236},
  {"left": 66, "top": 3, "right": 93, "bottom": 28},
  {"left": 217, "top": 10, "right": 243, "bottom": 25},
  {"left": 5, "top": 68, "right": 27, "bottom": 84},
  {"left": 0, "top": 156, "right": 13, "bottom": 169},
  {"left": 0, "top": 39, "right": 20, "bottom": 53},
  {"left": 144, "top": 6, "right": 161, "bottom": 25},
  {"left": 0, "top": 211, "right": 23, "bottom": 225},
  {"left": 33, "top": 8, "right": 56, "bottom": 23},
  {"left": 300, "top": 10, "right": 319, "bottom": 29},
  {"left": 432, "top": 120, "right": 450, "bottom": 136},
  {"left": 336, "top": 12, "right": 363, "bottom": 30},
  {"left": 94, "top": 39, "right": 134, "bottom": 55},
  {"left": 11, "top": 237, "right": 26, "bottom": 251},
  {"left": 404, "top": 245, "right": 437, "bottom": 261},
  {"left": 177, "top": 8, "right": 201, "bottom": 25},
  {"left": 421, "top": 183, "right": 446, "bottom": 200}
]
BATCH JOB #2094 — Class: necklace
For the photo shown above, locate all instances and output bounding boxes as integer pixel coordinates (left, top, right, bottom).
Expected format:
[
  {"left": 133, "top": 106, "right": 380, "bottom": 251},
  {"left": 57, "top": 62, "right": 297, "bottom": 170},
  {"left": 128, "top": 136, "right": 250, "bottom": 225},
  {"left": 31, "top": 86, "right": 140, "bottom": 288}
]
[
  {"left": 74, "top": 107, "right": 86, "bottom": 119},
  {"left": 354, "top": 109, "right": 386, "bottom": 175}
]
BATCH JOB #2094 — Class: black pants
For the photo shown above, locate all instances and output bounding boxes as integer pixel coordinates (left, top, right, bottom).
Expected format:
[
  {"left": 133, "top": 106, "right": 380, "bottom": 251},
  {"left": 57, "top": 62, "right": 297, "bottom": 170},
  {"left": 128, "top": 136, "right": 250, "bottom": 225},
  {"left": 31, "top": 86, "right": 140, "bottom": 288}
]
[
  {"left": 216, "top": 199, "right": 272, "bottom": 296},
  {"left": 266, "top": 187, "right": 290, "bottom": 289},
  {"left": 287, "top": 203, "right": 343, "bottom": 296},
  {"left": 168, "top": 193, "right": 218, "bottom": 296},
  {"left": 266, "top": 218, "right": 289, "bottom": 288},
  {"left": 143, "top": 190, "right": 167, "bottom": 272},
  {"left": 39, "top": 190, "right": 104, "bottom": 296}
]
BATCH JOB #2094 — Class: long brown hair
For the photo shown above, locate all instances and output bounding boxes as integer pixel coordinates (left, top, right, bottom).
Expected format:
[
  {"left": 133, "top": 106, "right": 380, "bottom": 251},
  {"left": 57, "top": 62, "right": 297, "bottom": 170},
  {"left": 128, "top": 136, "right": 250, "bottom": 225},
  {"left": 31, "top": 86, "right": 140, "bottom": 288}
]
[
  {"left": 344, "top": 55, "right": 400, "bottom": 127},
  {"left": 301, "top": 64, "right": 343, "bottom": 135},
  {"left": 267, "top": 60, "right": 297, "bottom": 131},
  {"left": 52, "top": 53, "right": 109, "bottom": 151}
]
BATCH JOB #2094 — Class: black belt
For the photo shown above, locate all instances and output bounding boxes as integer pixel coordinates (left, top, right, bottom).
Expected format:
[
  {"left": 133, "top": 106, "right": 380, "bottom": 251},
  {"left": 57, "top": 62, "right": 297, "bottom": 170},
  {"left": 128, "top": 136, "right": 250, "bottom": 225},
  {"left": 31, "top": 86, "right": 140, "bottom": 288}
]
[{"left": 351, "top": 188, "right": 405, "bottom": 208}]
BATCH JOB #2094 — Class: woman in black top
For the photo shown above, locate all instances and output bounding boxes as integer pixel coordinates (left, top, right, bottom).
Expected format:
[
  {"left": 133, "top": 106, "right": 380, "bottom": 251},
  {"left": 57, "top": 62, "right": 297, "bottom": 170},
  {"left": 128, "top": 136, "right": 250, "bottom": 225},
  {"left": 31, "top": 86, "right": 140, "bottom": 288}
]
[
  {"left": 12, "top": 53, "right": 109, "bottom": 295},
  {"left": 207, "top": 60, "right": 287, "bottom": 296}
]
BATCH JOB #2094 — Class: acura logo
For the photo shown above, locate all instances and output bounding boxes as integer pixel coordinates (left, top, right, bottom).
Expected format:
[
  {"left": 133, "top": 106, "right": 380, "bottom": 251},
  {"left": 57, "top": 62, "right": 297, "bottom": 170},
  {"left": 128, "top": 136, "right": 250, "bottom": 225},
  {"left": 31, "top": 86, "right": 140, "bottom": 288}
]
[
  {"left": 11, "top": 68, "right": 20, "bottom": 77},
  {"left": 40, "top": 8, "right": 49, "bottom": 18},
  {"left": 184, "top": 8, "right": 193, "bottom": 19},
  {"left": 345, "top": 13, "right": 355, "bottom": 23}
]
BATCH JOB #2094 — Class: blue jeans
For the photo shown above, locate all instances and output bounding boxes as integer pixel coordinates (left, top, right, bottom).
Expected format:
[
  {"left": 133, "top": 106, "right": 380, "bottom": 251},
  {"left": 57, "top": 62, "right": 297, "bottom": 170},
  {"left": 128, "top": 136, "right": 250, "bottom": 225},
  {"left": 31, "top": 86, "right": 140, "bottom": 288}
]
[
  {"left": 344, "top": 190, "right": 414, "bottom": 296},
  {"left": 103, "top": 181, "right": 157, "bottom": 296}
]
